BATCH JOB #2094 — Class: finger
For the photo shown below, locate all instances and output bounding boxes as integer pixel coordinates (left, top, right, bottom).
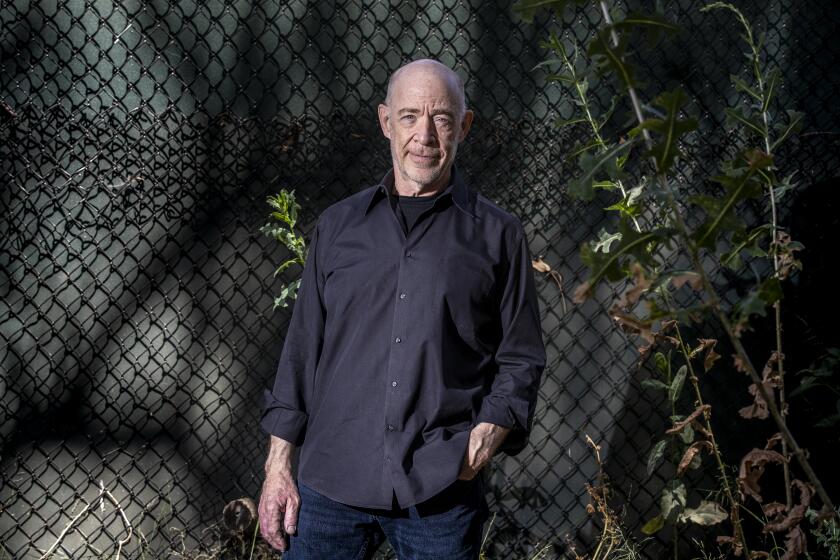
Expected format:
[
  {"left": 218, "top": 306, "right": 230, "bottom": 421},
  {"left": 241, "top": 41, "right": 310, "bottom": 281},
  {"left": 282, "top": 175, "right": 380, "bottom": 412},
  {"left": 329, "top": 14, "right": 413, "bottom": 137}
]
[
  {"left": 284, "top": 492, "right": 300, "bottom": 535},
  {"left": 259, "top": 498, "right": 287, "bottom": 551}
]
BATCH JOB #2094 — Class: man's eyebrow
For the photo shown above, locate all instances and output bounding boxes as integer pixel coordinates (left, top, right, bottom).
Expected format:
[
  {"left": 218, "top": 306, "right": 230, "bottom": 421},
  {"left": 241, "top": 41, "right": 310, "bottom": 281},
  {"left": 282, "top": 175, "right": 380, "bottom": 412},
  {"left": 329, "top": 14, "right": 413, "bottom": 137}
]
[{"left": 395, "top": 108, "right": 456, "bottom": 118}]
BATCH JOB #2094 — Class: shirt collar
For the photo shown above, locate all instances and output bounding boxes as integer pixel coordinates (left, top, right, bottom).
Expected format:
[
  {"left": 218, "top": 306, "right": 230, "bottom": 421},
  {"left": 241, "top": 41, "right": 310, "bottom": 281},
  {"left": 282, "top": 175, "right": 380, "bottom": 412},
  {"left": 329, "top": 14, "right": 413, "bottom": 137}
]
[{"left": 363, "top": 164, "right": 477, "bottom": 218}]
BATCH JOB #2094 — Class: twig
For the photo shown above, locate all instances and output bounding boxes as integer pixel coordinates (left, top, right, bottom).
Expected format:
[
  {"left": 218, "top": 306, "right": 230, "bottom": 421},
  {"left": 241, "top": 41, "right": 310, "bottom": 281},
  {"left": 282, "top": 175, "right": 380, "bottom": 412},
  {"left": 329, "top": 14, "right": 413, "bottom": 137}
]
[{"left": 38, "top": 480, "right": 133, "bottom": 560}]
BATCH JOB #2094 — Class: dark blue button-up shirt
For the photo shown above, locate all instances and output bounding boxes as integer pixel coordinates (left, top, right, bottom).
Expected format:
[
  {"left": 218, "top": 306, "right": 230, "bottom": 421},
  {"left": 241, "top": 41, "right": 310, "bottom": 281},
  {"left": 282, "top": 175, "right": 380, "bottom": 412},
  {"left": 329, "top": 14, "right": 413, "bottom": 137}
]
[{"left": 261, "top": 166, "right": 546, "bottom": 509}]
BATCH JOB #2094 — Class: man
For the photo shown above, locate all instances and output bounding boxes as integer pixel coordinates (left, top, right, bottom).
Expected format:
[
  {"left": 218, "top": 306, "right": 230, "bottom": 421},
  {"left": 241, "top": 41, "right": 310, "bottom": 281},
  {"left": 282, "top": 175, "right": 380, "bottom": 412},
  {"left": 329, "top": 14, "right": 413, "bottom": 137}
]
[{"left": 258, "top": 59, "right": 545, "bottom": 559}]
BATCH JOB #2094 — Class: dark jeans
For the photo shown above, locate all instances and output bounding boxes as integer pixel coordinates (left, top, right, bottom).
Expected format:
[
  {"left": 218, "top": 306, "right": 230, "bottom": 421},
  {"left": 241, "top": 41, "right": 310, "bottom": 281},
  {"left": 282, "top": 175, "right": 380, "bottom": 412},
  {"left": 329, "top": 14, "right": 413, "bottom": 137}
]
[{"left": 285, "top": 476, "right": 490, "bottom": 559}]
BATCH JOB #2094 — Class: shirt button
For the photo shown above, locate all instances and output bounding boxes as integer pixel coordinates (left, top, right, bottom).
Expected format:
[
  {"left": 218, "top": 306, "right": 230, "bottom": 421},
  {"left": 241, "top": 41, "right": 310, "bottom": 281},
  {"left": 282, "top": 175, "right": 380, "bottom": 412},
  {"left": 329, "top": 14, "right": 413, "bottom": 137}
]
[
  {"left": 399, "top": 293, "right": 406, "bottom": 299},
  {"left": 395, "top": 337, "right": 401, "bottom": 343},
  {"left": 391, "top": 381, "right": 398, "bottom": 387},
  {"left": 387, "top": 424, "right": 395, "bottom": 431}
]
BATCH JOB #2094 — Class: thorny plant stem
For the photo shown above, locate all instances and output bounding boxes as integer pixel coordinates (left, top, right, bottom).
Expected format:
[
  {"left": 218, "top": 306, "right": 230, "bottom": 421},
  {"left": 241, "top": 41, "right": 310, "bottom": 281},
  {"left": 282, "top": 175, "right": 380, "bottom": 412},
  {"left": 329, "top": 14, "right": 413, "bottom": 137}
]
[
  {"left": 729, "top": 2, "right": 792, "bottom": 509},
  {"left": 555, "top": 39, "right": 643, "bottom": 233},
  {"left": 597, "top": 0, "right": 835, "bottom": 517},
  {"left": 666, "top": 292, "right": 749, "bottom": 557},
  {"left": 585, "top": 435, "right": 616, "bottom": 560}
]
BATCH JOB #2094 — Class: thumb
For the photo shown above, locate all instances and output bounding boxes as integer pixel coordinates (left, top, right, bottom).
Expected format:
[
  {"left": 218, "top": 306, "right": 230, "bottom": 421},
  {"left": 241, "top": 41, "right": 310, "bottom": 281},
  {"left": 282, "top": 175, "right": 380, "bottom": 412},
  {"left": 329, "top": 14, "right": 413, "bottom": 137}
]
[{"left": 284, "top": 495, "right": 299, "bottom": 535}]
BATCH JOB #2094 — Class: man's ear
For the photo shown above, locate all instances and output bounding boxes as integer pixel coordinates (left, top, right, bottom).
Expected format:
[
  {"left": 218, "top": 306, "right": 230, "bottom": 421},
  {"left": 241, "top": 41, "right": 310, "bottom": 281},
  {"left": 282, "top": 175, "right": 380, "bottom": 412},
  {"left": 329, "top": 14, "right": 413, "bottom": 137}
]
[
  {"left": 378, "top": 104, "right": 392, "bottom": 139},
  {"left": 458, "top": 109, "right": 474, "bottom": 142}
]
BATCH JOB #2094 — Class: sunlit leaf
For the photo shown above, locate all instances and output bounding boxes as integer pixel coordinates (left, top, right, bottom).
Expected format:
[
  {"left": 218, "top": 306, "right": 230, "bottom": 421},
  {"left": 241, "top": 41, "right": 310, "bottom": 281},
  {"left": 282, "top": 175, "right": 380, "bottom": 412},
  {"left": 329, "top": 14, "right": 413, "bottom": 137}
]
[
  {"left": 678, "top": 501, "right": 728, "bottom": 525},
  {"left": 641, "top": 514, "right": 665, "bottom": 535},
  {"left": 669, "top": 365, "right": 687, "bottom": 403},
  {"left": 661, "top": 480, "right": 687, "bottom": 521},
  {"left": 646, "top": 439, "right": 669, "bottom": 476}
]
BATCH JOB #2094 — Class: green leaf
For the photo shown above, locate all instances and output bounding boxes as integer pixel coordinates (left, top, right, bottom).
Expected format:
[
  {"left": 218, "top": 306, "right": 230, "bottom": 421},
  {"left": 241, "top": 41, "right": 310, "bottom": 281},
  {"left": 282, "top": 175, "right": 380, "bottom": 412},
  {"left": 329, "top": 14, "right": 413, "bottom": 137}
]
[
  {"left": 579, "top": 219, "right": 671, "bottom": 287},
  {"left": 732, "top": 277, "right": 783, "bottom": 333},
  {"left": 612, "top": 12, "right": 679, "bottom": 32},
  {"left": 678, "top": 501, "right": 728, "bottom": 526},
  {"left": 680, "top": 423, "right": 695, "bottom": 445},
  {"left": 587, "top": 28, "right": 636, "bottom": 90},
  {"left": 641, "top": 514, "right": 666, "bottom": 535},
  {"left": 274, "top": 258, "right": 303, "bottom": 277},
  {"left": 637, "top": 89, "right": 698, "bottom": 172},
  {"left": 646, "top": 439, "right": 669, "bottom": 477},
  {"left": 642, "top": 379, "right": 670, "bottom": 392},
  {"left": 691, "top": 149, "right": 772, "bottom": 250},
  {"left": 661, "top": 480, "right": 687, "bottom": 522},
  {"left": 611, "top": 11, "right": 679, "bottom": 46},
  {"left": 770, "top": 110, "right": 804, "bottom": 152},
  {"left": 512, "top": 0, "right": 585, "bottom": 23},
  {"left": 725, "top": 107, "right": 765, "bottom": 137},
  {"left": 669, "top": 365, "right": 687, "bottom": 403},
  {"left": 655, "top": 352, "right": 669, "bottom": 377},
  {"left": 592, "top": 228, "right": 622, "bottom": 253},
  {"left": 272, "top": 278, "right": 302, "bottom": 310},
  {"left": 568, "top": 140, "right": 637, "bottom": 201},
  {"left": 772, "top": 171, "right": 799, "bottom": 204},
  {"left": 730, "top": 73, "right": 761, "bottom": 101},
  {"left": 554, "top": 116, "right": 589, "bottom": 129},
  {"left": 720, "top": 224, "right": 772, "bottom": 269},
  {"left": 762, "top": 67, "right": 781, "bottom": 113}
]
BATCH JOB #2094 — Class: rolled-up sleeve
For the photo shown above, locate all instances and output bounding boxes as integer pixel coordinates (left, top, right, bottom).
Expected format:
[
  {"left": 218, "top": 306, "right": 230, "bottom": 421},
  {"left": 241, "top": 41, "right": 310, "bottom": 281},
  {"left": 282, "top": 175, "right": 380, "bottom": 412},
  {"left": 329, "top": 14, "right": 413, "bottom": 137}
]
[
  {"left": 260, "top": 219, "right": 326, "bottom": 446},
  {"left": 476, "top": 222, "right": 546, "bottom": 456}
]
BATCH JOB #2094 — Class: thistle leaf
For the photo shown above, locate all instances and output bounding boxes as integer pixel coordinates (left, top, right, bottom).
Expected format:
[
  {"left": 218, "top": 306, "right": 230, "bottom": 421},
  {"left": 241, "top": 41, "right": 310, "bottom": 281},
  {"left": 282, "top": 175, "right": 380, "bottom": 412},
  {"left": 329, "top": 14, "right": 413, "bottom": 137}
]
[
  {"left": 691, "top": 149, "right": 772, "bottom": 250},
  {"left": 568, "top": 140, "right": 636, "bottom": 201},
  {"left": 637, "top": 89, "right": 698, "bottom": 172}
]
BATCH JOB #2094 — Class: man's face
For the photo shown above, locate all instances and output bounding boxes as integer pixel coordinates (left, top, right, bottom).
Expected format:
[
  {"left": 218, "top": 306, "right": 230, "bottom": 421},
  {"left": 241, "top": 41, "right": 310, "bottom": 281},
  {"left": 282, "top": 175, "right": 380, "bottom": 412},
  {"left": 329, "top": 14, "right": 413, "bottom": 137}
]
[{"left": 378, "top": 66, "right": 473, "bottom": 191}]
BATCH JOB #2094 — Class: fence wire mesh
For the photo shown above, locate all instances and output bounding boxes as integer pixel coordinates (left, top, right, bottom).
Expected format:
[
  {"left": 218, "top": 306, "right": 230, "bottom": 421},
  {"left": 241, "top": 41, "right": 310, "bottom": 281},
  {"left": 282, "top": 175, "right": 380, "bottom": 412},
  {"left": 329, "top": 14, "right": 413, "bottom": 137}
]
[{"left": 1, "top": 0, "right": 839, "bottom": 558}]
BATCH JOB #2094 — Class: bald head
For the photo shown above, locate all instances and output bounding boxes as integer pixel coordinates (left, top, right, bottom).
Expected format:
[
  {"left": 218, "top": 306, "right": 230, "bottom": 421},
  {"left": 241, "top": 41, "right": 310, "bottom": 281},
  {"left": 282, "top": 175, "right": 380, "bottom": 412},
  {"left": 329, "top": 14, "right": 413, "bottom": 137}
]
[{"left": 385, "top": 59, "right": 467, "bottom": 117}]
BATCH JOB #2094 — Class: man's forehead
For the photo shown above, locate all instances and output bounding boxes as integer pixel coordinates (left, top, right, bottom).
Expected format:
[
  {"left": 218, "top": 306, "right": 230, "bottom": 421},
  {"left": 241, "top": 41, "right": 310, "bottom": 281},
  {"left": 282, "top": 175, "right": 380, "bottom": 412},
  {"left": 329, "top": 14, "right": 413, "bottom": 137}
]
[{"left": 390, "top": 69, "right": 461, "bottom": 105}]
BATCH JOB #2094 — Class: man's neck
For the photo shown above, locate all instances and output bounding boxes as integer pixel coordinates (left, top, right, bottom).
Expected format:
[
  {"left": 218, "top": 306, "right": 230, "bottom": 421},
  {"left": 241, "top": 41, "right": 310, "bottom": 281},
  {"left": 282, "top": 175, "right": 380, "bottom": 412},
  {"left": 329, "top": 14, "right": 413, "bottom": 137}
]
[{"left": 392, "top": 168, "right": 452, "bottom": 197}]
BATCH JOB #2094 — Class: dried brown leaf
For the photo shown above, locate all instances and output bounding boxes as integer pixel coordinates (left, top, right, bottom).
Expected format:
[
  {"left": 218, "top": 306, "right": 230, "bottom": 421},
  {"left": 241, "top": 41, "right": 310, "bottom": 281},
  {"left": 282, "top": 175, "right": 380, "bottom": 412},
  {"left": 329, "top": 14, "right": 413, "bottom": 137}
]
[
  {"left": 765, "top": 433, "right": 783, "bottom": 451},
  {"left": 617, "top": 263, "right": 653, "bottom": 308},
  {"left": 775, "top": 231, "right": 803, "bottom": 281},
  {"left": 573, "top": 281, "right": 593, "bottom": 304},
  {"left": 716, "top": 535, "right": 744, "bottom": 556},
  {"left": 671, "top": 272, "right": 703, "bottom": 291},
  {"left": 691, "top": 338, "right": 721, "bottom": 372},
  {"left": 532, "top": 257, "right": 552, "bottom": 273},
  {"left": 780, "top": 526, "right": 806, "bottom": 560},
  {"left": 677, "top": 441, "right": 713, "bottom": 476},
  {"left": 733, "top": 353, "right": 749, "bottom": 374},
  {"left": 739, "top": 381, "right": 776, "bottom": 420},
  {"left": 764, "top": 480, "right": 813, "bottom": 533},
  {"left": 666, "top": 405, "right": 711, "bottom": 436},
  {"left": 739, "top": 449, "right": 787, "bottom": 503}
]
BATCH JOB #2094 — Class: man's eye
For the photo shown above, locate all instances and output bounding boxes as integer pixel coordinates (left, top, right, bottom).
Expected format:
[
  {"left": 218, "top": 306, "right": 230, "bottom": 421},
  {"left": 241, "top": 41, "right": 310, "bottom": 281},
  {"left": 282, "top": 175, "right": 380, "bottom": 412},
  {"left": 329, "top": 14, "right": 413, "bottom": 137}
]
[
  {"left": 401, "top": 115, "right": 416, "bottom": 122},
  {"left": 435, "top": 118, "right": 452, "bottom": 127}
]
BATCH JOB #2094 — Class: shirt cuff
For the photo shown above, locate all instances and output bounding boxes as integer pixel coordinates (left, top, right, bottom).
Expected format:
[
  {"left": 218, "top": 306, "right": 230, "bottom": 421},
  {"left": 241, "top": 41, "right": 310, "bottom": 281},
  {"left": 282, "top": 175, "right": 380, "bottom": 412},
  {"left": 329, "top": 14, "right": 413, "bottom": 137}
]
[
  {"left": 260, "top": 389, "right": 308, "bottom": 446},
  {"left": 476, "top": 396, "right": 531, "bottom": 457}
]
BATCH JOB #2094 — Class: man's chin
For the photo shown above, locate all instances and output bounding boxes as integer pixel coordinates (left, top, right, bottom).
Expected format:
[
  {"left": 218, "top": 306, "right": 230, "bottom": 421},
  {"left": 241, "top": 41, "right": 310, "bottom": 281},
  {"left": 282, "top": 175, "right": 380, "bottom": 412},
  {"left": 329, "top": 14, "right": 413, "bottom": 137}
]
[{"left": 404, "top": 166, "right": 445, "bottom": 185}]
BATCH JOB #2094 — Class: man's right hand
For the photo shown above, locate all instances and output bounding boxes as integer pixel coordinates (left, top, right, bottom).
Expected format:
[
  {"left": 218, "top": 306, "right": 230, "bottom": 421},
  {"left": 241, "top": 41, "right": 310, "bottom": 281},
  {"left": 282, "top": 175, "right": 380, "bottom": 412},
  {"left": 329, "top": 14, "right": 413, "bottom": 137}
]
[{"left": 258, "top": 436, "right": 300, "bottom": 552}]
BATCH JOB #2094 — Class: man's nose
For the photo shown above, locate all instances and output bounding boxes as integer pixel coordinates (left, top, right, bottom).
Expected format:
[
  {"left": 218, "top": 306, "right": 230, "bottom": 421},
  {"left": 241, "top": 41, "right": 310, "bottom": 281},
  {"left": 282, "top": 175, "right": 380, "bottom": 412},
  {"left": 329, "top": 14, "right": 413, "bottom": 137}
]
[{"left": 415, "top": 115, "right": 437, "bottom": 145}]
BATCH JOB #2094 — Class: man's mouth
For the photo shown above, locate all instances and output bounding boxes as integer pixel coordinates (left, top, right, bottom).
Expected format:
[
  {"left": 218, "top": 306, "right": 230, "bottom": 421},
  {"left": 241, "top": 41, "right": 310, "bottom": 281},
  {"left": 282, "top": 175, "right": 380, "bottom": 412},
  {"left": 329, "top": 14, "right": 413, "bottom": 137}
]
[{"left": 409, "top": 152, "right": 440, "bottom": 164}]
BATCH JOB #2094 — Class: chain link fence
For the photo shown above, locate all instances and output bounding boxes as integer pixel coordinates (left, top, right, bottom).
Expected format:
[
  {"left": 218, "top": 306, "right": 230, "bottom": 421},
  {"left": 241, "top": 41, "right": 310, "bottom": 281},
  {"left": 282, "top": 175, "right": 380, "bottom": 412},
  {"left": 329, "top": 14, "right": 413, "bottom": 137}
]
[{"left": 2, "top": 0, "right": 838, "bottom": 558}]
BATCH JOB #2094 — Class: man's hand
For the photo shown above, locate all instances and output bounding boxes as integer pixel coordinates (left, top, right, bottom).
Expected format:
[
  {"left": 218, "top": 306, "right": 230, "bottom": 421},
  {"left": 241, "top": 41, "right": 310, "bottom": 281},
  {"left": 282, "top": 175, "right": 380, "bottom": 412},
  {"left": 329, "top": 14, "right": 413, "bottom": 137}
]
[
  {"left": 458, "top": 422, "right": 511, "bottom": 480},
  {"left": 258, "top": 436, "right": 300, "bottom": 552}
]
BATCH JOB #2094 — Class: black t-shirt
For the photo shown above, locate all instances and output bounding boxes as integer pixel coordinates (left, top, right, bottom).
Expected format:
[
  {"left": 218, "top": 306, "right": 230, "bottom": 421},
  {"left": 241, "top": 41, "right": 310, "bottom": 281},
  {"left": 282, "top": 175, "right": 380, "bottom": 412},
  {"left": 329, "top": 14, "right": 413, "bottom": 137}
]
[{"left": 394, "top": 194, "right": 437, "bottom": 234}]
